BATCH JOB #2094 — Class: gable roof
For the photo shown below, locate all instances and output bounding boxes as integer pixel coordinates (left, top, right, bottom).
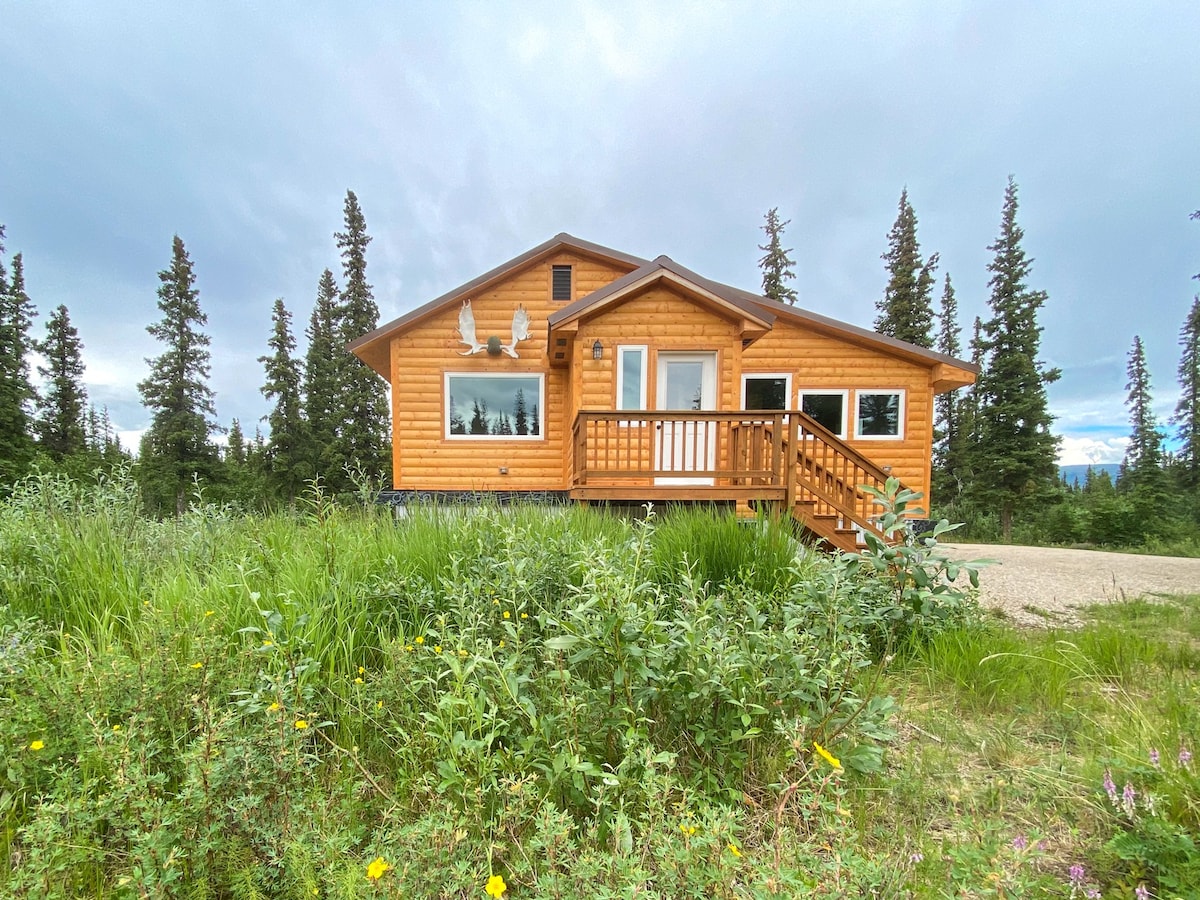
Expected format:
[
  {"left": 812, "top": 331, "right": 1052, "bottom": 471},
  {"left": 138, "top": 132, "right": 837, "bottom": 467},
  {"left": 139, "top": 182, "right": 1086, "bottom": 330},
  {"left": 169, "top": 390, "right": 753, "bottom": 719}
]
[
  {"left": 348, "top": 233, "right": 647, "bottom": 377},
  {"left": 348, "top": 232, "right": 978, "bottom": 387},
  {"left": 547, "top": 254, "right": 776, "bottom": 334}
]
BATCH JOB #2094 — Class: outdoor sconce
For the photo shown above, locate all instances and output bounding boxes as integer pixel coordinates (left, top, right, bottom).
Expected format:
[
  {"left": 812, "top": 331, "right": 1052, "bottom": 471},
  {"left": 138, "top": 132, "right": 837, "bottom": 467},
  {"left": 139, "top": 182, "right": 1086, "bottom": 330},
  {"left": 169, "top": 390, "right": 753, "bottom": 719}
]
[{"left": 592, "top": 339, "right": 603, "bottom": 360}]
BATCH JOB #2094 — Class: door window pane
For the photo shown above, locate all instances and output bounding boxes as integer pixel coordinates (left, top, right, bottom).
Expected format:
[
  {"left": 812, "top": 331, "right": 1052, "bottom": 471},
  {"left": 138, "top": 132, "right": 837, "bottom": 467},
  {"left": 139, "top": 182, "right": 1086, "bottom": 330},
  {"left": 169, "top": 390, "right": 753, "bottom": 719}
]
[{"left": 664, "top": 361, "right": 704, "bottom": 410}]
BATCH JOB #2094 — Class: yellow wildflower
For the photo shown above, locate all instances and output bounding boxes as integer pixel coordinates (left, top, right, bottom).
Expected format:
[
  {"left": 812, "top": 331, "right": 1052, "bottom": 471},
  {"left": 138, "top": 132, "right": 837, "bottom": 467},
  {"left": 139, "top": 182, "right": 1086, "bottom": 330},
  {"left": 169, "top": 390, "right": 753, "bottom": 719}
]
[
  {"left": 485, "top": 873, "right": 507, "bottom": 897},
  {"left": 458, "top": 649, "right": 468, "bottom": 657},
  {"left": 267, "top": 702, "right": 281, "bottom": 712},
  {"left": 263, "top": 640, "right": 273, "bottom": 647},
  {"left": 204, "top": 610, "right": 214, "bottom": 617},
  {"left": 520, "top": 612, "right": 528, "bottom": 619},
  {"left": 294, "top": 720, "right": 309, "bottom": 730},
  {"left": 405, "top": 644, "right": 414, "bottom": 652},
  {"left": 728, "top": 842, "right": 742, "bottom": 857},
  {"left": 189, "top": 662, "right": 203, "bottom": 669},
  {"left": 358, "top": 666, "right": 365, "bottom": 675},
  {"left": 493, "top": 599, "right": 500, "bottom": 606},
  {"left": 503, "top": 610, "right": 510, "bottom": 619},
  {"left": 813, "top": 741, "right": 842, "bottom": 771},
  {"left": 366, "top": 856, "right": 392, "bottom": 880},
  {"left": 434, "top": 645, "right": 442, "bottom": 654},
  {"left": 376, "top": 700, "right": 384, "bottom": 709},
  {"left": 29, "top": 739, "right": 44, "bottom": 751},
  {"left": 414, "top": 635, "right": 424, "bottom": 645},
  {"left": 679, "top": 823, "right": 697, "bottom": 836},
  {"left": 354, "top": 677, "right": 364, "bottom": 684},
  {"left": 498, "top": 640, "right": 506, "bottom": 648},
  {"left": 112, "top": 725, "right": 122, "bottom": 732}
]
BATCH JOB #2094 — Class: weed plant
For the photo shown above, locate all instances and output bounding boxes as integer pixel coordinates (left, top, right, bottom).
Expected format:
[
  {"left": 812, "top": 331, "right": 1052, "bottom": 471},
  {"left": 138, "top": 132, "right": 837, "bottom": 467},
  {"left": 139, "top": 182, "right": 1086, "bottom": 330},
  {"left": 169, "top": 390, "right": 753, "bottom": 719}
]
[{"left": 2, "top": 472, "right": 1196, "bottom": 896}]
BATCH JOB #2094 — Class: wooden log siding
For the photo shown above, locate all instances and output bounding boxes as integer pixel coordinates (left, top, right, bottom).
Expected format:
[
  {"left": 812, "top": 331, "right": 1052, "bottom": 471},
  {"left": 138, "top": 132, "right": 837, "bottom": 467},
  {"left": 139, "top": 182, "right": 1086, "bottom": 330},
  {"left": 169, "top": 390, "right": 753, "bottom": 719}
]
[
  {"left": 388, "top": 251, "right": 630, "bottom": 490},
  {"left": 741, "top": 325, "right": 936, "bottom": 503}
]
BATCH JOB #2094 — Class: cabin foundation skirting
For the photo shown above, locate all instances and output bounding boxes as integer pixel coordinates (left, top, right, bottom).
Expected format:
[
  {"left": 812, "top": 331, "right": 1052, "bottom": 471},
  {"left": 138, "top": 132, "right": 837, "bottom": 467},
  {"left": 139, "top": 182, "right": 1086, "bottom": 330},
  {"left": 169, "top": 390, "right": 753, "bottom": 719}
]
[{"left": 377, "top": 490, "right": 571, "bottom": 511}]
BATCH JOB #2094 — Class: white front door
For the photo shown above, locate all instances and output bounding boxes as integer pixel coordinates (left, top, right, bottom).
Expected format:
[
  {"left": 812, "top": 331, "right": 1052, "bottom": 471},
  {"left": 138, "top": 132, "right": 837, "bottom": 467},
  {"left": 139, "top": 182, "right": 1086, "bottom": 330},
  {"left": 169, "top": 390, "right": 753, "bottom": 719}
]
[{"left": 655, "top": 352, "right": 717, "bottom": 485}]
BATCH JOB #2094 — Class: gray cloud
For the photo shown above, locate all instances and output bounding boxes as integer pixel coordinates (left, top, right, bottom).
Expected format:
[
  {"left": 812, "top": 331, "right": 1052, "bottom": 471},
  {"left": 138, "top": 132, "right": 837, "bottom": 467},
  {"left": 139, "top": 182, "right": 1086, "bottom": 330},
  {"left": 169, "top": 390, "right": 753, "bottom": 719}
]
[{"left": 2, "top": 2, "right": 1197, "bottom": 464}]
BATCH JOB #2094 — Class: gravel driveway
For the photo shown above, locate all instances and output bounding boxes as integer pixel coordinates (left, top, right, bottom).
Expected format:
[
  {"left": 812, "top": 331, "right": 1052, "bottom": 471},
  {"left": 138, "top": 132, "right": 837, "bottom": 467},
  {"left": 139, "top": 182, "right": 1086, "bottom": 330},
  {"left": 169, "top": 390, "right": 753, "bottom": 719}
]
[{"left": 938, "top": 543, "right": 1200, "bottom": 627}]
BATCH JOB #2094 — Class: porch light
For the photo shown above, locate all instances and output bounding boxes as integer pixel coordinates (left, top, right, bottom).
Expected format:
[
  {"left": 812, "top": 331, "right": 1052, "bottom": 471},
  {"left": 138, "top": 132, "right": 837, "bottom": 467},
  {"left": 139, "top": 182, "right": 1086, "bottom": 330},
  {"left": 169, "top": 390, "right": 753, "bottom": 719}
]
[{"left": 592, "top": 339, "right": 603, "bottom": 360}]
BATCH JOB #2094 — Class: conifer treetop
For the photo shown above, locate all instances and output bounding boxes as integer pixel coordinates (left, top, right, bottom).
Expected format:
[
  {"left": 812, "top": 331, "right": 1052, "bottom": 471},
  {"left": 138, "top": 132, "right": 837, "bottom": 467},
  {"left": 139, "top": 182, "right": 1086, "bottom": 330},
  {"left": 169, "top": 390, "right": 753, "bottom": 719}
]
[{"left": 757, "top": 207, "right": 798, "bottom": 305}]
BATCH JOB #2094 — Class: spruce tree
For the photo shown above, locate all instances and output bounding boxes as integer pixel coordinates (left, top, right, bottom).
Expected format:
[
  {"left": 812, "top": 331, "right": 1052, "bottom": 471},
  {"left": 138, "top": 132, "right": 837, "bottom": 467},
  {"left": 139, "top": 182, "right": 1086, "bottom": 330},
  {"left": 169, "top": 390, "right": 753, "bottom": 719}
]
[
  {"left": 757, "top": 208, "right": 798, "bottom": 304},
  {"left": 931, "top": 274, "right": 963, "bottom": 503},
  {"left": 304, "top": 268, "right": 342, "bottom": 481},
  {"left": 137, "top": 236, "right": 218, "bottom": 515},
  {"left": 970, "top": 178, "right": 1061, "bottom": 540},
  {"left": 0, "top": 245, "right": 39, "bottom": 487},
  {"left": 35, "top": 304, "right": 89, "bottom": 461},
  {"left": 1120, "top": 335, "right": 1168, "bottom": 536},
  {"left": 1122, "top": 336, "right": 1163, "bottom": 482},
  {"left": 333, "top": 190, "right": 390, "bottom": 487},
  {"left": 1171, "top": 296, "right": 1200, "bottom": 489},
  {"left": 260, "top": 297, "right": 311, "bottom": 501},
  {"left": 875, "top": 189, "right": 938, "bottom": 348}
]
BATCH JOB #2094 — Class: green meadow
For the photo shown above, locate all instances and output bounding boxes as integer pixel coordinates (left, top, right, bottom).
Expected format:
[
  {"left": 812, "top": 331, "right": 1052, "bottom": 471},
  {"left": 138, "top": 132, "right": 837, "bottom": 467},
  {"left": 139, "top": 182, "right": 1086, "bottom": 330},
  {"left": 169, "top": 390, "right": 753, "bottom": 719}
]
[{"left": 1, "top": 473, "right": 1196, "bottom": 898}]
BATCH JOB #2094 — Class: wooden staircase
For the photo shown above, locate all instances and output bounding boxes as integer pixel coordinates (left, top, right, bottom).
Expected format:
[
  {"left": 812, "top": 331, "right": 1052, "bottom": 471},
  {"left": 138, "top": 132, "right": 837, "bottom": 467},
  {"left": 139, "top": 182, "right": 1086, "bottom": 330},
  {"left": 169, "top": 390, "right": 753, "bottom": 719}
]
[
  {"left": 776, "top": 412, "right": 896, "bottom": 553},
  {"left": 568, "top": 409, "right": 904, "bottom": 553}
]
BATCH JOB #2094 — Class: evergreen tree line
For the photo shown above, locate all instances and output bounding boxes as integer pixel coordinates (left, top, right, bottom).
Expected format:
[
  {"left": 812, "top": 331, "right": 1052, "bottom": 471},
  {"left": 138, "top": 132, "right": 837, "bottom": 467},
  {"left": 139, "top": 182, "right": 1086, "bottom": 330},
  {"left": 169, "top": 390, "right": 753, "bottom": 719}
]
[
  {"left": 0, "top": 190, "right": 390, "bottom": 513},
  {"left": 760, "top": 182, "right": 1200, "bottom": 548},
  {"left": 0, "top": 225, "right": 127, "bottom": 487}
]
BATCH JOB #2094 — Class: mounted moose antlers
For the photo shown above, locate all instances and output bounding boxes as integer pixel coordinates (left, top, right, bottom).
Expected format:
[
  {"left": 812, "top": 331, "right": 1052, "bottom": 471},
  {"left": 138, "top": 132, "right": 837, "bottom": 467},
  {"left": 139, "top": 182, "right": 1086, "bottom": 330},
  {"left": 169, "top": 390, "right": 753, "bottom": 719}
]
[{"left": 457, "top": 300, "right": 530, "bottom": 359}]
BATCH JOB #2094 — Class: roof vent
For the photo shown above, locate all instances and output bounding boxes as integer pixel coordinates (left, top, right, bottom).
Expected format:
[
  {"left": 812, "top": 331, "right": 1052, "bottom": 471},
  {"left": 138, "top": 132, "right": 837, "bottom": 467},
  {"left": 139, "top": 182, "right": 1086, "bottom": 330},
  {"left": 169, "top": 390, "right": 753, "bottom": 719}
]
[{"left": 552, "top": 265, "right": 572, "bottom": 301}]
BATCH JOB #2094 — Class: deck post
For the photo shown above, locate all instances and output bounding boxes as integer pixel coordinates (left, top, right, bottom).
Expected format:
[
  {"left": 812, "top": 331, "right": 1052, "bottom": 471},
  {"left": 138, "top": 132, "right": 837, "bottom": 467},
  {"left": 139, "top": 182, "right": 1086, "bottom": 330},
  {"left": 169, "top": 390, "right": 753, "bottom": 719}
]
[{"left": 784, "top": 412, "right": 799, "bottom": 511}]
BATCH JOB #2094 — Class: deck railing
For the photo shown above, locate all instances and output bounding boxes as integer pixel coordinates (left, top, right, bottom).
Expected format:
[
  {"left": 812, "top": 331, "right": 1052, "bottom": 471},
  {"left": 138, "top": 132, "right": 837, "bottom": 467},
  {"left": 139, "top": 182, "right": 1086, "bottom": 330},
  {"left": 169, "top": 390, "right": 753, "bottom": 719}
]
[{"left": 570, "top": 409, "right": 893, "bottom": 543}]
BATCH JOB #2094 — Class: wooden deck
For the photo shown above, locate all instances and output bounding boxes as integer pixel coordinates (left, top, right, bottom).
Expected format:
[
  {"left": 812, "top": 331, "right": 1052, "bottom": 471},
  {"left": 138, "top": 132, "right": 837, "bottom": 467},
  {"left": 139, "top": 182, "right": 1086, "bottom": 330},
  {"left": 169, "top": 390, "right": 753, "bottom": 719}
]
[{"left": 570, "top": 410, "right": 896, "bottom": 552}]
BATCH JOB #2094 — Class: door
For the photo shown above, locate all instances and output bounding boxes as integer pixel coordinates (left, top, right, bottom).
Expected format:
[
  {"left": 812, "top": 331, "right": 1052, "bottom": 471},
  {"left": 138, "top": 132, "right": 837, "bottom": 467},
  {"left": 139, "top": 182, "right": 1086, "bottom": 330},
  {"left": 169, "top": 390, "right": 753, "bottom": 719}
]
[{"left": 655, "top": 352, "right": 717, "bottom": 485}]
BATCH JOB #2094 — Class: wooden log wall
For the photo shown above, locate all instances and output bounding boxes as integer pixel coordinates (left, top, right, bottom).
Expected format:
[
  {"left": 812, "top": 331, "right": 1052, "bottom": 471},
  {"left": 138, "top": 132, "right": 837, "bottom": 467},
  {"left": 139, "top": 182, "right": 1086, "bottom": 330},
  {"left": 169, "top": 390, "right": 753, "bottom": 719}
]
[{"left": 388, "top": 250, "right": 632, "bottom": 490}]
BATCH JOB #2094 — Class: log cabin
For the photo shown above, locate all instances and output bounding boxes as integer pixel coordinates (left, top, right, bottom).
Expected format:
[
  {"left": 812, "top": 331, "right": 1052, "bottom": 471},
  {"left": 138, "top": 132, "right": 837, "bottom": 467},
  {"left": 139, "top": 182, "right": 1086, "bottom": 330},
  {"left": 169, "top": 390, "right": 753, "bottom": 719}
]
[{"left": 348, "top": 233, "right": 977, "bottom": 551}]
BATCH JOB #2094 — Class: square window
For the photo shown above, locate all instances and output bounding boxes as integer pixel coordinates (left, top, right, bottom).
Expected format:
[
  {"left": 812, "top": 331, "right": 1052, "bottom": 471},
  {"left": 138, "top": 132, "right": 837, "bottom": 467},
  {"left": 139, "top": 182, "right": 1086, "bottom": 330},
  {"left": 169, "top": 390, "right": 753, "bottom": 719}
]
[
  {"left": 446, "top": 374, "right": 543, "bottom": 440},
  {"left": 743, "top": 374, "right": 790, "bottom": 410},
  {"left": 855, "top": 391, "right": 904, "bottom": 439},
  {"left": 799, "top": 391, "right": 848, "bottom": 438},
  {"left": 551, "top": 265, "right": 572, "bottom": 301}
]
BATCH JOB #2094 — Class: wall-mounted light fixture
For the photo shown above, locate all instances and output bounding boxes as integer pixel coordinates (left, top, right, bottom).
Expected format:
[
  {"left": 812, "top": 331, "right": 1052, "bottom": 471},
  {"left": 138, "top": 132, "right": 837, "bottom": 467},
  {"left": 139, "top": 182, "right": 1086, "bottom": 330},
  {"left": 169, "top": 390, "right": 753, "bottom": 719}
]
[{"left": 592, "top": 339, "right": 603, "bottom": 360}]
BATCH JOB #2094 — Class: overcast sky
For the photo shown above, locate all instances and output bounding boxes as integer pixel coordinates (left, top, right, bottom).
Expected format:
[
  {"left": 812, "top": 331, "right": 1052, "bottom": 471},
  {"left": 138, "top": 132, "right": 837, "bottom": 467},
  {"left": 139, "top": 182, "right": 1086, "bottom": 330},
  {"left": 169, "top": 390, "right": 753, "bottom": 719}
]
[{"left": 2, "top": 2, "right": 1196, "bottom": 465}]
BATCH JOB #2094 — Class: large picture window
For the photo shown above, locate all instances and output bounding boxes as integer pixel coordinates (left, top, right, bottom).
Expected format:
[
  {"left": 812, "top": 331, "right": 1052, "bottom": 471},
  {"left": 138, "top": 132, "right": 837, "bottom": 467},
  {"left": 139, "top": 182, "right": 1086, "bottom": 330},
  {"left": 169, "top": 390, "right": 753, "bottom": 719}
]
[
  {"left": 798, "top": 390, "right": 848, "bottom": 438},
  {"left": 855, "top": 390, "right": 904, "bottom": 440},
  {"left": 742, "top": 373, "right": 791, "bottom": 410},
  {"left": 445, "top": 373, "right": 544, "bottom": 439}
]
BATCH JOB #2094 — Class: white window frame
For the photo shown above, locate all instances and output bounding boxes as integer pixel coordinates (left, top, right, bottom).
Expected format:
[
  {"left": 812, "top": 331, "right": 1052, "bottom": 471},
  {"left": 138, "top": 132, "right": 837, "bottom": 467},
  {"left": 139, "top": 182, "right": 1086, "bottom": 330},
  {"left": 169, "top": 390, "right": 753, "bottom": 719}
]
[
  {"left": 444, "top": 372, "right": 546, "bottom": 441},
  {"left": 616, "top": 345, "right": 648, "bottom": 414},
  {"left": 797, "top": 389, "right": 849, "bottom": 439},
  {"left": 854, "top": 389, "right": 906, "bottom": 441},
  {"left": 741, "top": 372, "right": 792, "bottom": 411}
]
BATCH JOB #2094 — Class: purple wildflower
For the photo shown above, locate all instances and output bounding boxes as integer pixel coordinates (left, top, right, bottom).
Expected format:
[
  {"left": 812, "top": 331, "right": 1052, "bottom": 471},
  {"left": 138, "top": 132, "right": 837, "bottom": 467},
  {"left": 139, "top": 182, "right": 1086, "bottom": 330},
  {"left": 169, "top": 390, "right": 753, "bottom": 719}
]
[
  {"left": 910, "top": 851, "right": 924, "bottom": 864},
  {"left": 1085, "top": 890, "right": 1101, "bottom": 900},
  {"left": 1135, "top": 884, "right": 1150, "bottom": 900},
  {"left": 1123, "top": 781, "right": 1137, "bottom": 817},
  {"left": 1180, "top": 746, "right": 1193, "bottom": 767},
  {"left": 1149, "top": 747, "right": 1160, "bottom": 767},
  {"left": 1068, "top": 864, "right": 1085, "bottom": 887},
  {"left": 1103, "top": 769, "right": 1118, "bottom": 806},
  {"left": 1012, "top": 834, "right": 1028, "bottom": 851}
]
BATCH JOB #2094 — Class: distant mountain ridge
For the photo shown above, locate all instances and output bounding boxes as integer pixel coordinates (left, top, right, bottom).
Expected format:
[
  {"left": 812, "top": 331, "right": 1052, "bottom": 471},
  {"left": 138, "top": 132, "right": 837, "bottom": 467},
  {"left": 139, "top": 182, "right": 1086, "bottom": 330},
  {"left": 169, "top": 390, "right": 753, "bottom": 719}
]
[{"left": 1059, "top": 463, "right": 1119, "bottom": 487}]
